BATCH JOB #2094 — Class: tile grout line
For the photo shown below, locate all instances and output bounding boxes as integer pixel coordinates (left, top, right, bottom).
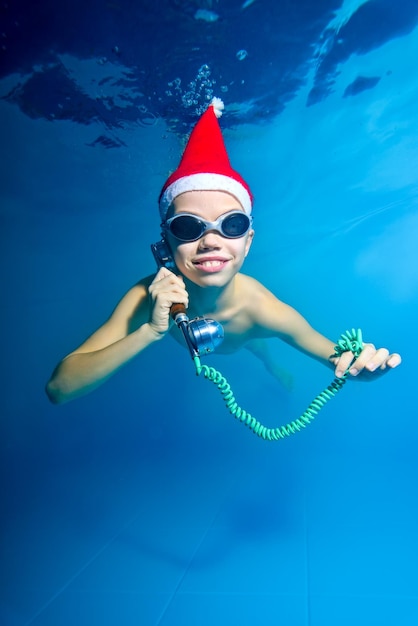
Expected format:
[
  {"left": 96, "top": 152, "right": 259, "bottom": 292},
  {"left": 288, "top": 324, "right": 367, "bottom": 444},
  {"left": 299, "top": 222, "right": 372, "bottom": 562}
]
[
  {"left": 154, "top": 514, "right": 217, "bottom": 626},
  {"left": 23, "top": 510, "right": 143, "bottom": 626},
  {"left": 155, "top": 474, "right": 239, "bottom": 626}
]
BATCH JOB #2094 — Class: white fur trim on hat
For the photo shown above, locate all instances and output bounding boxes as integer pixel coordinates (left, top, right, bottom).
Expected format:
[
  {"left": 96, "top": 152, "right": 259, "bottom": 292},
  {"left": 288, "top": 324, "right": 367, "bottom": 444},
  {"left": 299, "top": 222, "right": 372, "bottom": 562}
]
[
  {"left": 211, "top": 97, "right": 224, "bottom": 118},
  {"left": 159, "top": 172, "right": 252, "bottom": 219}
]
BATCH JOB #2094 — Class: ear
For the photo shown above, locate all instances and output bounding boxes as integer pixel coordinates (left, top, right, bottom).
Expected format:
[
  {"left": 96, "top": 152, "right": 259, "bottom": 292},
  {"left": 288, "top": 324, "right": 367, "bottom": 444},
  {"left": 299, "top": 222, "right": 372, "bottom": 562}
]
[{"left": 244, "top": 228, "right": 255, "bottom": 258}]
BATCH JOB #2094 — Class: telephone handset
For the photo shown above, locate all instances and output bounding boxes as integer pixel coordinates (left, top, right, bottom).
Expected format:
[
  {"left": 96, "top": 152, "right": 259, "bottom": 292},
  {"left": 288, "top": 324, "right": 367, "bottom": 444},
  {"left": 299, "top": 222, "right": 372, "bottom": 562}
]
[
  {"left": 151, "top": 238, "right": 176, "bottom": 271},
  {"left": 150, "top": 239, "right": 224, "bottom": 358}
]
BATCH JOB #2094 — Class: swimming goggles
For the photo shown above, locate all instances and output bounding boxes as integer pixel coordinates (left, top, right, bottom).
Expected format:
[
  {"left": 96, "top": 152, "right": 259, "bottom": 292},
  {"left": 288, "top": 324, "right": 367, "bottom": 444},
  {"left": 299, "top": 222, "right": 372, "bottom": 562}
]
[{"left": 163, "top": 211, "right": 253, "bottom": 242}]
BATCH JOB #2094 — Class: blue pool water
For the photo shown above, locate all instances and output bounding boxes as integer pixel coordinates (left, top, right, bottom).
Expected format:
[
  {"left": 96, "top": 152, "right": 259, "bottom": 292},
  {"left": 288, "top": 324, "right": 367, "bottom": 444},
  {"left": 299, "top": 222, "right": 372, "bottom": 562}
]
[{"left": 1, "top": 1, "right": 417, "bottom": 624}]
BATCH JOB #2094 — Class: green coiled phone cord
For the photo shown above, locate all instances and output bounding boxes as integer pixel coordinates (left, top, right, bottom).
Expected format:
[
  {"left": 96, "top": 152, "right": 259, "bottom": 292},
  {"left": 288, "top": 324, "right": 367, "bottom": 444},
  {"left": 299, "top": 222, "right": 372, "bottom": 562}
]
[{"left": 193, "top": 329, "right": 364, "bottom": 441}]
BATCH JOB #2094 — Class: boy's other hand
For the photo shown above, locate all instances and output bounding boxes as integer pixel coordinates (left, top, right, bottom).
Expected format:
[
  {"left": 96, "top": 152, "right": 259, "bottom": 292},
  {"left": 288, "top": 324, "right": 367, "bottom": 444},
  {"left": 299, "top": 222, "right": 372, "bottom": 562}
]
[{"left": 334, "top": 343, "right": 402, "bottom": 380}]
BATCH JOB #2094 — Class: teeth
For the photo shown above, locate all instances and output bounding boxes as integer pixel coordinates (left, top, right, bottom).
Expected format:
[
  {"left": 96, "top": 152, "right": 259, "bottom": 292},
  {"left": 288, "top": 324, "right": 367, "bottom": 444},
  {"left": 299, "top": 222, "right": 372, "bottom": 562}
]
[{"left": 201, "top": 260, "right": 222, "bottom": 267}]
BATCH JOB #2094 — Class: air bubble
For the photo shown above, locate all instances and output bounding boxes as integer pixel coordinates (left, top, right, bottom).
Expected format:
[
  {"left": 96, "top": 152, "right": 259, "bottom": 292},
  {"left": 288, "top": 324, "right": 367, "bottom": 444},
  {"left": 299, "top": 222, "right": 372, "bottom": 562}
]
[
  {"left": 166, "top": 64, "right": 216, "bottom": 116},
  {"left": 236, "top": 49, "right": 248, "bottom": 61}
]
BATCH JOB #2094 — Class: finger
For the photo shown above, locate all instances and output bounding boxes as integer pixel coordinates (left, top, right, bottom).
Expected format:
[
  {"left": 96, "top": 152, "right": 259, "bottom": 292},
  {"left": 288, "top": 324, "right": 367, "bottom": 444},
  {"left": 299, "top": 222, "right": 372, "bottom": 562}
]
[
  {"left": 362, "top": 349, "right": 402, "bottom": 373},
  {"left": 362, "top": 347, "right": 390, "bottom": 373},
  {"left": 387, "top": 353, "right": 402, "bottom": 368},
  {"left": 149, "top": 275, "right": 189, "bottom": 308},
  {"left": 347, "top": 343, "right": 378, "bottom": 376},
  {"left": 335, "top": 351, "right": 356, "bottom": 377},
  {"left": 169, "top": 287, "right": 189, "bottom": 307},
  {"left": 155, "top": 266, "right": 175, "bottom": 281},
  {"left": 150, "top": 272, "right": 185, "bottom": 295},
  {"left": 150, "top": 286, "right": 189, "bottom": 309}
]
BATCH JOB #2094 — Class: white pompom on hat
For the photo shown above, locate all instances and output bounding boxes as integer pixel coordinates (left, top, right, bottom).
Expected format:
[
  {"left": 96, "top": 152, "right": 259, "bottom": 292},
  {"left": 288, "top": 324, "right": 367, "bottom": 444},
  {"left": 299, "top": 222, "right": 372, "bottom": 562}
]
[{"left": 159, "top": 97, "right": 253, "bottom": 219}]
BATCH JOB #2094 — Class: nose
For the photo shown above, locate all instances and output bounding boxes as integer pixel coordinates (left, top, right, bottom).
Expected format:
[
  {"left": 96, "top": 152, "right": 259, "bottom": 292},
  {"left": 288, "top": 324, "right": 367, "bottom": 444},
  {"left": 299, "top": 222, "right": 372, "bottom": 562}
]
[{"left": 198, "top": 229, "right": 222, "bottom": 249}]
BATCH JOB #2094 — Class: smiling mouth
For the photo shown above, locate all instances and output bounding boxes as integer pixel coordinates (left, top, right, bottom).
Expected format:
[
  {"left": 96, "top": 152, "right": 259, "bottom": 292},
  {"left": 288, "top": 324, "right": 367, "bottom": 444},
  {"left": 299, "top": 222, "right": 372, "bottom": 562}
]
[{"left": 193, "top": 258, "right": 229, "bottom": 272}]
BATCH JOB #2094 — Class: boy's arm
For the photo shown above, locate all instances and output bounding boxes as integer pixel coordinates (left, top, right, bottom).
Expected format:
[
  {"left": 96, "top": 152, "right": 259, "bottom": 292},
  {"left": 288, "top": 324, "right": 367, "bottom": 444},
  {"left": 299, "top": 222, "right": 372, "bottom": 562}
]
[
  {"left": 46, "top": 268, "right": 188, "bottom": 404},
  {"left": 251, "top": 282, "right": 401, "bottom": 380}
]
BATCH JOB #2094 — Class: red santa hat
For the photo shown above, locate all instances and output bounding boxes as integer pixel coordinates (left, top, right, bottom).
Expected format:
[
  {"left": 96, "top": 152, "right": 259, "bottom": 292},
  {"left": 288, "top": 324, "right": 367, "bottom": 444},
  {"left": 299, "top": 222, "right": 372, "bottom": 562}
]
[{"left": 159, "top": 97, "right": 253, "bottom": 219}]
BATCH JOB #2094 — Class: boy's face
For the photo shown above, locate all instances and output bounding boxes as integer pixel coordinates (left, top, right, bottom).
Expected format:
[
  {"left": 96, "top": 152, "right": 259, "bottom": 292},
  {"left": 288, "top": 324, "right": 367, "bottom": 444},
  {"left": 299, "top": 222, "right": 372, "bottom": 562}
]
[{"left": 166, "top": 190, "right": 254, "bottom": 288}]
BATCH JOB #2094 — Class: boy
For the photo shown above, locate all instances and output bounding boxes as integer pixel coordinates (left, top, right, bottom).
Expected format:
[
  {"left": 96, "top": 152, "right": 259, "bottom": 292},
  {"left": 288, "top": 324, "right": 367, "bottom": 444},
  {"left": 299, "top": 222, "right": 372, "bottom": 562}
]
[{"left": 46, "top": 98, "right": 401, "bottom": 405}]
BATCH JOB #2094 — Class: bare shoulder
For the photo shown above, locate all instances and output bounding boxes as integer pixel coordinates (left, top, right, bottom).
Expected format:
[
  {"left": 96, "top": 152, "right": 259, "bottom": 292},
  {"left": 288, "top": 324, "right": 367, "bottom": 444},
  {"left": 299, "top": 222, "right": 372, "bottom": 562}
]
[
  {"left": 110, "top": 275, "right": 154, "bottom": 325},
  {"left": 237, "top": 273, "right": 305, "bottom": 337},
  {"left": 237, "top": 274, "right": 335, "bottom": 362},
  {"left": 70, "top": 274, "right": 156, "bottom": 354},
  {"left": 238, "top": 273, "right": 288, "bottom": 313},
  {"left": 238, "top": 273, "right": 276, "bottom": 297}
]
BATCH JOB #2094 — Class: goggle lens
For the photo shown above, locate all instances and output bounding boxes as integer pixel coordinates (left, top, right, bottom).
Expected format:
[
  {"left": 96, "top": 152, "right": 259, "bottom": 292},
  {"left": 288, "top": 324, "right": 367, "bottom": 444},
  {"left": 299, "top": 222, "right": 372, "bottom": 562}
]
[{"left": 164, "top": 211, "right": 252, "bottom": 242}]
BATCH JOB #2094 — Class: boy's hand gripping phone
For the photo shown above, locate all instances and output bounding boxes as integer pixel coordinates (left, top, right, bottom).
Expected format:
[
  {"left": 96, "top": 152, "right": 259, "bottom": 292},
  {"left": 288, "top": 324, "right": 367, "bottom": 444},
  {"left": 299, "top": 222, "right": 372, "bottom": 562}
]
[{"left": 150, "top": 238, "right": 224, "bottom": 358}]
